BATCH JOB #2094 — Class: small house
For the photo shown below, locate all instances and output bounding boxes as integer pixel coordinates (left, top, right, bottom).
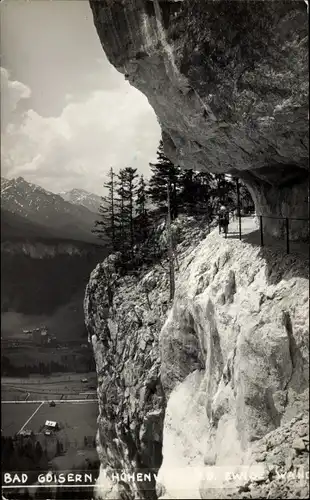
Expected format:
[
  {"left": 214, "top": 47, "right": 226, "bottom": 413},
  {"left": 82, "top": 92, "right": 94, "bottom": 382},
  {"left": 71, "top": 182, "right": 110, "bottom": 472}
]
[
  {"left": 18, "top": 429, "right": 33, "bottom": 437},
  {"left": 44, "top": 420, "right": 58, "bottom": 431}
]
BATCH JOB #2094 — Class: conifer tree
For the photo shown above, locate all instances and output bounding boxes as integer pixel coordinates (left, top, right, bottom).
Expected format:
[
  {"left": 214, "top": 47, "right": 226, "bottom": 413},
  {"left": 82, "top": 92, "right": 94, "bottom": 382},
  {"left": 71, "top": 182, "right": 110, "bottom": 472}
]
[
  {"left": 178, "top": 169, "right": 195, "bottom": 214},
  {"left": 193, "top": 171, "right": 215, "bottom": 217},
  {"left": 124, "top": 167, "right": 139, "bottom": 255},
  {"left": 115, "top": 167, "right": 139, "bottom": 257},
  {"left": 148, "top": 141, "right": 182, "bottom": 220},
  {"left": 135, "top": 174, "right": 149, "bottom": 243},
  {"left": 93, "top": 167, "right": 116, "bottom": 250},
  {"left": 115, "top": 169, "right": 126, "bottom": 253},
  {"left": 136, "top": 174, "right": 147, "bottom": 217}
]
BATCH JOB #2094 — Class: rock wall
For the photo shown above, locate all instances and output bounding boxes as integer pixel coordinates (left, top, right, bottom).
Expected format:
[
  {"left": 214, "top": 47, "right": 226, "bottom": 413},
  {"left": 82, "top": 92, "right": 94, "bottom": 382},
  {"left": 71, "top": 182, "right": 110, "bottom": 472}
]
[
  {"left": 157, "top": 227, "right": 309, "bottom": 498},
  {"left": 89, "top": 0, "right": 309, "bottom": 238},
  {"left": 84, "top": 218, "right": 210, "bottom": 499},
  {"left": 84, "top": 218, "right": 309, "bottom": 499}
]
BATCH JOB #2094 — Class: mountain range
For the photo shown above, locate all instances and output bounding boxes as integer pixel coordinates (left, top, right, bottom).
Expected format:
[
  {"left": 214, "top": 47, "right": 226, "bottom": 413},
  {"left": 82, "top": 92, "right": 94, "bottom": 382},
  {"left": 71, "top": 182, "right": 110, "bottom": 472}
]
[
  {"left": 1, "top": 177, "right": 108, "bottom": 338},
  {"left": 1, "top": 177, "right": 103, "bottom": 244},
  {"left": 59, "top": 188, "right": 102, "bottom": 213}
]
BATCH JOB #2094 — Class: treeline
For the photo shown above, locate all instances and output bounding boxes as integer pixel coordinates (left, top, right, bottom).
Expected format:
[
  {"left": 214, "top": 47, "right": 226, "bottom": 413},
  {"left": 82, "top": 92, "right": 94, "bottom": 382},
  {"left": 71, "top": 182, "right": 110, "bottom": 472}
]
[
  {"left": 1, "top": 434, "right": 97, "bottom": 472},
  {"left": 1, "top": 435, "right": 50, "bottom": 472},
  {"left": 93, "top": 140, "right": 254, "bottom": 265},
  {"left": 1, "top": 435, "right": 99, "bottom": 500},
  {"left": 1, "top": 357, "right": 95, "bottom": 377}
]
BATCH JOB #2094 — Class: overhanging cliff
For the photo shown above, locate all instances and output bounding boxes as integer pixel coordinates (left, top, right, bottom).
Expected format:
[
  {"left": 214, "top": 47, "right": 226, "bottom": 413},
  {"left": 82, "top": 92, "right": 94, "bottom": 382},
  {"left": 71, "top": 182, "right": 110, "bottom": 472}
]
[{"left": 89, "top": 0, "right": 309, "bottom": 238}]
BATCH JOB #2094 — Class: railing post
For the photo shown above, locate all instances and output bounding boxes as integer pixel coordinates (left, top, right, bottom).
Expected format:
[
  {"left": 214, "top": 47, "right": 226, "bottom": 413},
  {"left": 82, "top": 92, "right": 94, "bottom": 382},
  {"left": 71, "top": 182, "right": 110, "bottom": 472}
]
[
  {"left": 285, "top": 218, "right": 290, "bottom": 254},
  {"left": 236, "top": 177, "right": 242, "bottom": 240},
  {"left": 259, "top": 216, "right": 264, "bottom": 247}
]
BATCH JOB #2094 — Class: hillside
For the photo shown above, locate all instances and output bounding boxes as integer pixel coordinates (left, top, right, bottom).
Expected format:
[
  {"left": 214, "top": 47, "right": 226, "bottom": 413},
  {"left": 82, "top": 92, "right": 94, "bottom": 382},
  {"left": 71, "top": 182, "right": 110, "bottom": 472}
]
[
  {"left": 1, "top": 177, "right": 101, "bottom": 244},
  {"left": 1, "top": 183, "right": 108, "bottom": 339},
  {"left": 1, "top": 208, "right": 57, "bottom": 240}
]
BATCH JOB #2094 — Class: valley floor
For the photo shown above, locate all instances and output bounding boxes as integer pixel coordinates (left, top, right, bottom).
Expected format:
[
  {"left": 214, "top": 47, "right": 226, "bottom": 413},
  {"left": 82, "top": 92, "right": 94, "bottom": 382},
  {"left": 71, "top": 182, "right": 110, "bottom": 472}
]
[
  {"left": 1, "top": 372, "right": 98, "bottom": 402},
  {"left": 2, "top": 372, "right": 100, "bottom": 498}
]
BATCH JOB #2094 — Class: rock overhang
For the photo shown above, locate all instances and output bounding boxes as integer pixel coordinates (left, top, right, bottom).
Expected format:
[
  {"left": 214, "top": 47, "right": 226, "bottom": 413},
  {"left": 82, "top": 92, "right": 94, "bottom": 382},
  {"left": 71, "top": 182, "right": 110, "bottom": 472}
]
[{"left": 90, "top": 0, "right": 309, "bottom": 235}]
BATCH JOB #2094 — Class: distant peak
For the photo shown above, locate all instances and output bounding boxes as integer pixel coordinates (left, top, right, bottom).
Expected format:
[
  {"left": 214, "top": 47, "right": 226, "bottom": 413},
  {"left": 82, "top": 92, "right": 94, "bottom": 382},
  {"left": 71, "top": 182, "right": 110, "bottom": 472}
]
[{"left": 67, "top": 188, "right": 90, "bottom": 195}]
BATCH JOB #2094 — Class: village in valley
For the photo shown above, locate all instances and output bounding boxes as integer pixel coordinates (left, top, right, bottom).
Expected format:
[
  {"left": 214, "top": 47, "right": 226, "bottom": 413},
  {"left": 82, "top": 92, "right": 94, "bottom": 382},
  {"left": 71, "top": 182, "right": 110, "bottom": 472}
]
[{"left": 1, "top": 321, "right": 99, "bottom": 498}]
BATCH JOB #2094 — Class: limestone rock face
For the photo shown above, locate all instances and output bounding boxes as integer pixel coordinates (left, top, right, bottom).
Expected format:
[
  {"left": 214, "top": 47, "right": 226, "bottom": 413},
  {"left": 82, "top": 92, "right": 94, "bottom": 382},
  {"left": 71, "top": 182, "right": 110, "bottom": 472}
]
[
  {"left": 89, "top": 0, "right": 309, "bottom": 235},
  {"left": 84, "top": 217, "right": 209, "bottom": 499},
  {"left": 85, "top": 217, "right": 309, "bottom": 499},
  {"left": 157, "top": 229, "right": 309, "bottom": 498}
]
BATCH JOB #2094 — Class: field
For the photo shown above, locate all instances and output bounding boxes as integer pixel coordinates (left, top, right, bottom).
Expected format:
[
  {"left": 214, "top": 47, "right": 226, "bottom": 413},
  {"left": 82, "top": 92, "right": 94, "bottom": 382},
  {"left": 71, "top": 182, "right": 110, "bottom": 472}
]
[
  {"left": 1, "top": 372, "right": 100, "bottom": 494},
  {"left": 2, "top": 400, "right": 98, "bottom": 440},
  {"left": 1, "top": 375, "right": 100, "bottom": 486},
  {"left": 2, "top": 372, "right": 98, "bottom": 433},
  {"left": 1, "top": 372, "right": 98, "bottom": 401},
  {"left": 1, "top": 403, "right": 40, "bottom": 435},
  {"left": 2, "top": 372, "right": 99, "bottom": 450}
]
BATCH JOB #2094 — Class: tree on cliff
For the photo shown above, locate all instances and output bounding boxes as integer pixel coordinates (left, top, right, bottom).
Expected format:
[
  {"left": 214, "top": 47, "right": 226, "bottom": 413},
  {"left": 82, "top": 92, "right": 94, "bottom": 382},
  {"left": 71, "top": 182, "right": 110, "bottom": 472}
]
[
  {"left": 178, "top": 168, "right": 196, "bottom": 214},
  {"left": 178, "top": 169, "right": 215, "bottom": 217},
  {"left": 148, "top": 142, "right": 217, "bottom": 219},
  {"left": 114, "top": 169, "right": 126, "bottom": 252},
  {"left": 136, "top": 174, "right": 147, "bottom": 217},
  {"left": 135, "top": 174, "right": 150, "bottom": 243},
  {"left": 115, "top": 167, "right": 139, "bottom": 257},
  {"left": 148, "top": 141, "right": 182, "bottom": 220},
  {"left": 93, "top": 167, "right": 116, "bottom": 250},
  {"left": 194, "top": 171, "right": 216, "bottom": 218}
]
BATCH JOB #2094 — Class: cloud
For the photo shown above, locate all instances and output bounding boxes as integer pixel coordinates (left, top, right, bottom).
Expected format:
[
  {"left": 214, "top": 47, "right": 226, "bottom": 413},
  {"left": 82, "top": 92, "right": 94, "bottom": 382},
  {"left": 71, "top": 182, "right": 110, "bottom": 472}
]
[
  {"left": 0, "top": 67, "right": 31, "bottom": 127},
  {"left": 1, "top": 69, "right": 161, "bottom": 195}
]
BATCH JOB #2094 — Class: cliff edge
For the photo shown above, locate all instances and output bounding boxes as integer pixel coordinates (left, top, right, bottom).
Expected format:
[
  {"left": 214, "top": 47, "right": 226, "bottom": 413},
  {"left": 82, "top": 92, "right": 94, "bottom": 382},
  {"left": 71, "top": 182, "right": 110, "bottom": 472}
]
[{"left": 84, "top": 217, "right": 309, "bottom": 499}]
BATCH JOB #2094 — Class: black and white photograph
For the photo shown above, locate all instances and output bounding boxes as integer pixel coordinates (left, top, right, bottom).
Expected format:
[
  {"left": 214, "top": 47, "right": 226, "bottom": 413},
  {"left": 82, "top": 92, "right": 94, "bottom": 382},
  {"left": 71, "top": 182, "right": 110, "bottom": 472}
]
[{"left": 1, "top": 1, "right": 309, "bottom": 499}]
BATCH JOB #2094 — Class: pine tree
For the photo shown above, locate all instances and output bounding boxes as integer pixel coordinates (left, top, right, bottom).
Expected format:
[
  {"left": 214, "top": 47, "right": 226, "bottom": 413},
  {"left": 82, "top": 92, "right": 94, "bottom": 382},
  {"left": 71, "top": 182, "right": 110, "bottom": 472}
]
[
  {"left": 115, "top": 167, "right": 139, "bottom": 257},
  {"left": 125, "top": 167, "right": 139, "bottom": 255},
  {"left": 136, "top": 175, "right": 147, "bottom": 217},
  {"left": 115, "top": 169, "right": 126, "bottom": 252},
  {"left": 148, "top": 141, "right": 182, "bottom": 220},
  {"left": 194, "top": 171, "right": 216, "bottom": 217},
  {"left": 93, "top": 168, "right": 116, "bottom": 250},
  {"left": 178, "top": 169, "right": 195, "bottom": 214},
  {"left": 135, "top": 175, "right": 149, "bottom": 243}
]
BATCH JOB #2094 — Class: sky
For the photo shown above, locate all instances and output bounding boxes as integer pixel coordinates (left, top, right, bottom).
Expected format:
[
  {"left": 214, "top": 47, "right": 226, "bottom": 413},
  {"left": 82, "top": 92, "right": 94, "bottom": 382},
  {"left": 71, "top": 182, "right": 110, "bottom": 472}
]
[{"left": 0, "top": 0, "right": 161, "bottom": 196}]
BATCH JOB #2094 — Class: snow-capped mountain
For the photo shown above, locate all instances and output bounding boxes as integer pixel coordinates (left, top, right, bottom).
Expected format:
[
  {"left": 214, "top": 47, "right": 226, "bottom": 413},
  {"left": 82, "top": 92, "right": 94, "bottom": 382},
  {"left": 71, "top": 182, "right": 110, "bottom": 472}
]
[
  {"left": 59, "top": 188, "right": 102, "bottom": 213},
  {"left": 1, "top": 177, "right": 101, "bottom": 244}
]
